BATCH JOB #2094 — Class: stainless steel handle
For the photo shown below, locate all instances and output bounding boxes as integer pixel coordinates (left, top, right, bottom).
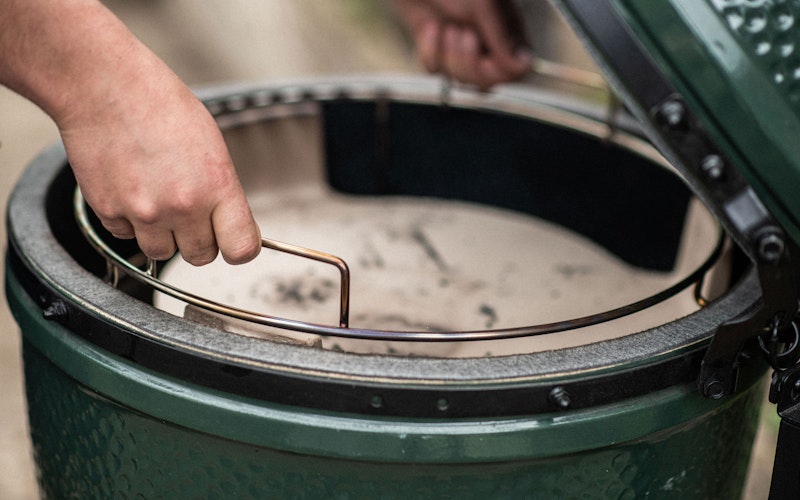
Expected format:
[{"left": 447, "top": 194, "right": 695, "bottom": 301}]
[{"left": 74, "top": 187, "right": 351, "bottom": 330}]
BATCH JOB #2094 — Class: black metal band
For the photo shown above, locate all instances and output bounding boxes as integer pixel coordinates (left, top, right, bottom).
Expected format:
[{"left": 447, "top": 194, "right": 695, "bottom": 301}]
[{"left": 8, "top": 240, "right": 721, "bottom": 419}]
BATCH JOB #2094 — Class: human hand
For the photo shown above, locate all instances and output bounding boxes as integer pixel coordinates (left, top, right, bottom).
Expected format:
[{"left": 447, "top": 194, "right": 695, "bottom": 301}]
[
  {"left": 0, "top": 0, "right": 262, "bottom": 266},
  {"left": 392, "top": 0, "right": 531, "bottom": 90},
  {"left": 60, "top": 70, "right": 262, "bottom": 266}
]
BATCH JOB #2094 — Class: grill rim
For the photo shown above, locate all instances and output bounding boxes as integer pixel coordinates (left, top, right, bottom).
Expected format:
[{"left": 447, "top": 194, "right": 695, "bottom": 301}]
[{"left": 5, "top": 76, "right": 765, "bottom": 417}]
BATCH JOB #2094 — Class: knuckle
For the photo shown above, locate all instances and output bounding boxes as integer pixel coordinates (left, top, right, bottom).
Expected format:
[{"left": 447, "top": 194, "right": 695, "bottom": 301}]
[
  {"left": 166, "top": 191, "right": 199, "bottom": 217},
  {"left": 129, "top": 202, "right": 160, "bottom": 226},
  {"left": 176, "top": 231, "right": 220, "bottom": 267},
  {"left": 87, "top": 197, "right": 124, "bottom": 223},
  {"left": 128, "top": 193, "right": 201, "bottom": 226},
  {"left": 222, "top": 238, "right": 261, "bottom": 265}
]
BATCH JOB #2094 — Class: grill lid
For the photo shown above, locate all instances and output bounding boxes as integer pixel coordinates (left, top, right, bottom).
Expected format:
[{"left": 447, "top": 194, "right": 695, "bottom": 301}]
[
  {"left": 554, "top": 0, "right": 799, "bottom": 260},
  {"left": 552, "top": 0, "right": 800, "bottom": 395},
  {"left": 550, "top": 2, "right": 800, "bottom": 494}
]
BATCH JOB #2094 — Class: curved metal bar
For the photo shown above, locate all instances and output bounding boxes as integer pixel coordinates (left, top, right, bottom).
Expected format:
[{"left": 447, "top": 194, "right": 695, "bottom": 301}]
[
  {"left": 531, "top": 58, "right": 608, "bottom": 91},
  {"left": 74, "top": 188, "right": 351, "bottom": 330},
  {"left": 259, "top": 238, "right": 350, "bottom": 328},
  {"left": 75, "top": 186, "right": 725, "bottom": 342},
  {"left": 144, "top": 238, "right": 350, "bottom": 328}
]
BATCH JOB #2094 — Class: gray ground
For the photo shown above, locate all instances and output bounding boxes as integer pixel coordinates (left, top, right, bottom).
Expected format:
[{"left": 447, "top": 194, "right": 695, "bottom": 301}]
[{"left": 0, "top": 1, "right": 776, "bottom": 498}]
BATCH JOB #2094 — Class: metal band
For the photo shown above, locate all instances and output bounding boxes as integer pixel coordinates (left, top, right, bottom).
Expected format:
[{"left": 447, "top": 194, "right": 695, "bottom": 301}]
[{"left": 72, "top": 80, "right": 726, "bottom": 342}]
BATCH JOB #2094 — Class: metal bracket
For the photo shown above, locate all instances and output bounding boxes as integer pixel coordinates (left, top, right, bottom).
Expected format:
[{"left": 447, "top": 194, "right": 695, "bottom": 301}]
[
  {"left": 768, "top": 366, "right": 800, "bottom": 498},
  {"left": 699, "top": 238, "right": 800, "bottom": 399}
]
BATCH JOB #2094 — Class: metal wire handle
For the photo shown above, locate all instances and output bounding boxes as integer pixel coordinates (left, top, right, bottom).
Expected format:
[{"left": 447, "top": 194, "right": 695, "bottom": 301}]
[
  {"left": 531, "top": 58, "right": 607, "bottom": 90},
  {"left": 74, "top": 188, "right": 351, "bottom": 329},
  {"left": 439, "top": 57, "right": 617, "bottom": 134}
]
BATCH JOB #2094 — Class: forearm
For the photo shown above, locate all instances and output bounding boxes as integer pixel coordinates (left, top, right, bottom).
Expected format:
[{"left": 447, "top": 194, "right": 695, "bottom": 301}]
[
  {"left": 0, "top": 0, "right": 158, "bottom": 126},
  {"left": 0, "top": 0, "right": 261, "bottom": 265}
]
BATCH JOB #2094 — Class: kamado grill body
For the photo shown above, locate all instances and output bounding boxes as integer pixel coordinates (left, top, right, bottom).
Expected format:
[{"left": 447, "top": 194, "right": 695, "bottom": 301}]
[{"left": 5, "top": 75, "right": 768, "bottom": 498}]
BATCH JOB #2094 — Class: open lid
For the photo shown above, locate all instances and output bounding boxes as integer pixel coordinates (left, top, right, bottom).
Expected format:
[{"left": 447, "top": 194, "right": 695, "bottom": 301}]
[
  {"left": 548, "top": 5, "right": 800, "bottom": 493},
  {"left": 550, "top": 0, "right": 800, "bottom": 401},
  {"left": 552, "top": 0, "right": 800, "bottom": 263}
]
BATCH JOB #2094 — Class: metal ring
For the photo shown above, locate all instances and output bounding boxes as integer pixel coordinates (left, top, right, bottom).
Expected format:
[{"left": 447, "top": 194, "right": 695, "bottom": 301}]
[
  {"left": 73, "top": 78, "right": 725, "bottom": 342},
  {"left": 75, "top": 185, "right": 725, "bottom": 342}
]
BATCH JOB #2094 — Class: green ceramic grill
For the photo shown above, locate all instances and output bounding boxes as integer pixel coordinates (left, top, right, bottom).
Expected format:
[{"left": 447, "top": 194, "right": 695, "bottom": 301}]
[
  {"left": 556, "top": 1, "right": 800, "bottom": 497},
  {"left": 8, "top": 0, "right": 800, "bottom": 497}
]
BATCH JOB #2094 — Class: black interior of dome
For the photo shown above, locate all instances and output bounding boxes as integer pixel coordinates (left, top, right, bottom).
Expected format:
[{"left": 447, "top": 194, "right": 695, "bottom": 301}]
[
  {"left": 46, "top": 98, "right": 692, "bottom": 287},
  {"left": 323, "top": 101, "right": 691, "bottom": 271}
]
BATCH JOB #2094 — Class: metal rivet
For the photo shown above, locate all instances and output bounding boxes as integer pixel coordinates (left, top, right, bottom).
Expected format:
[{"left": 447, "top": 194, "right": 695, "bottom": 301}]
[
  {"left": 250, "top": 90, "right": 272, "bottom": 107},
  {"left": 758, "top": 231, "right": 785, "bottom": 263},
  {"left": 659, "top": 99, "right": 685, "bottom": 127},
  {"left": 701, "top": 154, "right": 725, "bottom": 180},
  {"left": 370, "top": 395, "right": 383, "bottom": 409},
  {"left": 548, "top": 387, "right": 572, "bottom": 410},
  {"left": 703, "top": 379, "right": 726, "bottom": 400},
  {"left": 270, "top": 91, "right": 284, "bottom": 104},
  {"left": 436, "top": 398, "right": 450, "bottom": 412},
  {"left": 333, "top": 88, "right": 350, "bottom": 100},
  {"left": 224, "top": 95, "right": 248, "bottom": 112},
  {"left": 42, "top": 300, "right": 69, "bottom": 324}
]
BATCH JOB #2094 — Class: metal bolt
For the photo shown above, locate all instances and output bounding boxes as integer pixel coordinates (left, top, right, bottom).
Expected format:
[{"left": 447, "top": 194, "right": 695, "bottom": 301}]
[
  {"left": 300, "top": 89, "right": 315, "bottom": 102},
  {"left": 758, "top": 231, "right": 785, "bottom": 263},
  {"left": 224, "top": 95, "right": 248, "bottom": 112},
  {"left": 250, "top": 90, "right": 272, "bottom": 107},
  {"left": 549, "top": 387, "right": 572, "bottom": 410},
  {"left": 701, "top": 154, "right": 725, "bottom": 180},
  {"left": 42, "top": 299, "right": 69, "bottom": 324},
  {"left": 703, "top": 379, "right": 726, "bottom": 400},
  {"left": 660, "top": 99, "right": 686, "bottom": 127}
]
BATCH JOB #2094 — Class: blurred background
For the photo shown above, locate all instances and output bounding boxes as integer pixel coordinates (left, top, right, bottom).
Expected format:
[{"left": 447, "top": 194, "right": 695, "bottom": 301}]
[{"left": 0, "top": 1, "right": 777, "bottom": 498}]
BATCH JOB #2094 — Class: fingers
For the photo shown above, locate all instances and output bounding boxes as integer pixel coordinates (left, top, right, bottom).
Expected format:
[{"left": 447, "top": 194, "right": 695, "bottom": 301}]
[
  {"left": 100, "top": 217, "right": 136, "bottom": 240},
  {"left": 471, "top": 0, "right": 531, "bottom": 77},
  {"left": 171, "top": 217, "right": 218, "bottom": 266},
  {"left": 439, "top": 24, "right": 528, "bottom": 91},
  {"left": 442, "top": 25, "right": 485, "bottom": 89},
  {"left": 95, "top": 191, "right": 260, "bottom": 267},
  {"left": 101, "top": 215, "right": 257, "bottom": 267},
  {"left": 132, "top": 225, "right": 178, "bottom": 262},
  {"left": 210, "top": 193, "right": 262, "bottom": 265},
  {"left": 415, "top": 21, "right": 442, "bottom": 74},
  {"left": 398, "top": 0, "right": 531, "bottom": 90}
]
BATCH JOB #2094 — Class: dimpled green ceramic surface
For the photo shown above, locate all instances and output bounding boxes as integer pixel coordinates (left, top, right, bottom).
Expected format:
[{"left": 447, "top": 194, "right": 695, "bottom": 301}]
[
  {"left": 7, "top": 268, "right": 764, "bottom": 499},
  {"left": 615, "top": 0, "right": 800, "bottom": 247}
]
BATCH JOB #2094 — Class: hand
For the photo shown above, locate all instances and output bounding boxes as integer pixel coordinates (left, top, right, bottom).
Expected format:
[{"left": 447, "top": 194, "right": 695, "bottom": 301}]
[
  {"left": 392, "top": 0, "right": 531, "bottom": 90},
  {"left": 0, "top": 0, "right": 261, "bottom": 266},
  {"left": 61, "top": 71, "right": 262, "bottom": 266}
]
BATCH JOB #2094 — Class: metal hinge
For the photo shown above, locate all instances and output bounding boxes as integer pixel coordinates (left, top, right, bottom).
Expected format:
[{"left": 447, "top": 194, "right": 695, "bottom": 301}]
[{"left": 699, "top": 238, "right": 800, "bottom": 399}]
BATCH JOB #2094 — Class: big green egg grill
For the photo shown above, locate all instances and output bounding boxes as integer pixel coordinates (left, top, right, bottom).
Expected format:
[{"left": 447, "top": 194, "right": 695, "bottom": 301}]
[{"left": 7, "top": 1, "right": 800, "bottom": 497}]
